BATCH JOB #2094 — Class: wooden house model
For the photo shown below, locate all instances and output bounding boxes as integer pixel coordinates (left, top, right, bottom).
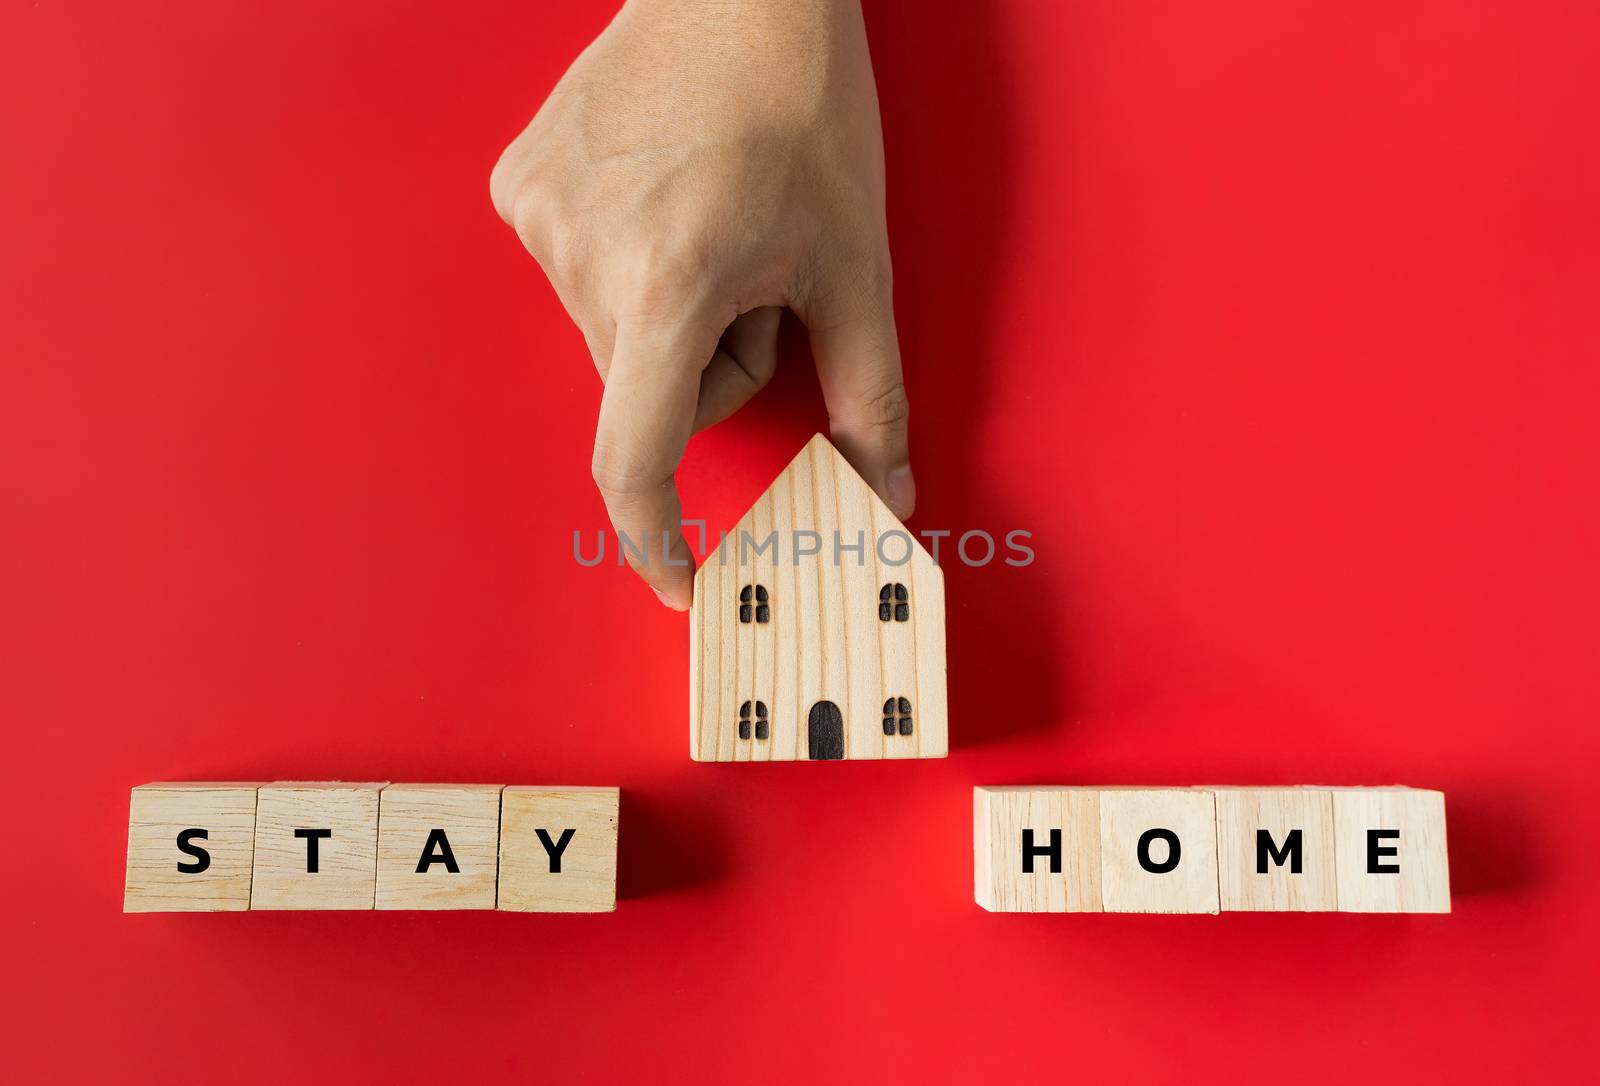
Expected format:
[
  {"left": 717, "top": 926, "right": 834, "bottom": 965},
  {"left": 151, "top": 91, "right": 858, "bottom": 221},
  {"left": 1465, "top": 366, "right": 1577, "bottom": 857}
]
[{"left": 690, "top": 434, "right": 948, "bottom": 761}]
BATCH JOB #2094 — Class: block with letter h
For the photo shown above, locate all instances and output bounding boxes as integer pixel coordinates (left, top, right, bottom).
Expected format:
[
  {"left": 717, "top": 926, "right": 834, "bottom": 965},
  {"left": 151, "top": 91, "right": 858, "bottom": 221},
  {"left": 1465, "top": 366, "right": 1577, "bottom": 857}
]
[
  {"left": 975, "top": 785, "right": 1449, "bottom": 914},
  {"left": 123, "top": 781, "right": 619, "bottom": 913}
]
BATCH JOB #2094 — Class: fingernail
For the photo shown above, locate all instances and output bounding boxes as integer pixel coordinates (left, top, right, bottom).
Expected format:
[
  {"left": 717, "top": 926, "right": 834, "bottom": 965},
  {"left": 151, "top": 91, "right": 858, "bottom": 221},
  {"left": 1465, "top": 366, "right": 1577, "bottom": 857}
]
[
  {"left": 885, "top": 464, "right": 916, "bottom": 519},
  {"left": 653, "top": 585, "right": 689, "bottom": 611}
]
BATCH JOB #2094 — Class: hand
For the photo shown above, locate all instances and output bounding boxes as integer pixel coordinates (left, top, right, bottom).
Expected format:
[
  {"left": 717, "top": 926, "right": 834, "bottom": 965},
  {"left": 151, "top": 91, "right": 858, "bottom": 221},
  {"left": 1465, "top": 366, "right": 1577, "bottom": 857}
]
[{"left": 490, "top": 0, "right": 913, "bottom": 609}]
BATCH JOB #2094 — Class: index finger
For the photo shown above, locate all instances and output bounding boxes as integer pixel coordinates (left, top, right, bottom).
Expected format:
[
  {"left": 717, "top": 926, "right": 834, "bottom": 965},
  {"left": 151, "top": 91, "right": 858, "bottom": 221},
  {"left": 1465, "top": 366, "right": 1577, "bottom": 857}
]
[{"left": 590, "top": 315, "right": 721, "bottom": 609}]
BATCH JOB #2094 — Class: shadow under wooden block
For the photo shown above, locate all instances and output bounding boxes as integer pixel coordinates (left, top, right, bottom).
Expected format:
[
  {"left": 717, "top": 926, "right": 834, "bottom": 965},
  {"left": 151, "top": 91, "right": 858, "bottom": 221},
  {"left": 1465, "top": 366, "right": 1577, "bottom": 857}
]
[
  {"left": 498, "top": 787, "right": 619, "bottom": 913},
  {"left": 376, "top": 784, "right": 504, "bottom": 911},
  {"left": 1098, "top": 789, "right": 1219, "bottom": 914},
  {"left": 974, "top": 787, "right": 1102, "bottom": 912},
  {"left": 250, "top": 782, "right": 386, "bottom": 910},
  {"left": 124, "top": 783, "right": 263, "bottom": 912},
  {"left": 1215, "top": 788, "right": 1336, "bottom": 912},
  {"left": 1333, "top": 788, "right": 1451, "bottom": 913}
]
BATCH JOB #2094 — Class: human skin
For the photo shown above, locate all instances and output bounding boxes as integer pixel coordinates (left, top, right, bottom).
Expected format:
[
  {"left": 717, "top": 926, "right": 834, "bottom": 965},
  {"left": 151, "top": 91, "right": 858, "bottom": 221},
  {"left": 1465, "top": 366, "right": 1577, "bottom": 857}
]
[{"left": 490, "top": 0, "right": 913, "bottom": 609}]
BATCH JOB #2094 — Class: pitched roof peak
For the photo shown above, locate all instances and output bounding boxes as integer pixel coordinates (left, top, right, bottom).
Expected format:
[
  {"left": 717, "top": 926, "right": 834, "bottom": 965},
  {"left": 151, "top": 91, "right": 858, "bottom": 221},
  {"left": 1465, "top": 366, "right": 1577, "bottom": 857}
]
[{"left": 694, "top": 433, "right": 935, "bottom": 576}]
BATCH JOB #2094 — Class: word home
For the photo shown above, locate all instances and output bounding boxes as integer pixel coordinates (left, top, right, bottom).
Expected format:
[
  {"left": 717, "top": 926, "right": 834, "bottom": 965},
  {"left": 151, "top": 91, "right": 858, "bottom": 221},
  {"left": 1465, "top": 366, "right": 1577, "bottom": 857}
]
[{"left": 974, "top": 786, "right": 1449, "bottom": 913}]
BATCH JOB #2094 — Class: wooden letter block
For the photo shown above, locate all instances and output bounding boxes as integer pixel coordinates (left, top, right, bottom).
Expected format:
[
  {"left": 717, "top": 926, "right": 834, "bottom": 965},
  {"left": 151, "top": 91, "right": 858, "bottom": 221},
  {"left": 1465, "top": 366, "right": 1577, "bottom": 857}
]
[
  {"left": 497, "top": 787, "right": 618, "bottom": 913},
  {"left": 1098, "top": 789, "right": 1219, "bottom": 914},
  {"left": 1333, "top": 788, "right": 1451, "bottom": 913},
  {"left": 124, "top": 783, "right": 262, "bottom": 912},
  {"left": 1215, "top": 788, "right": 1336, "bottom": 912},
  {"left": 974, "top": 787, "right": 1102, "bottom": 912},
  {"left": 250, "top": 782, "right": 385, "bottom": 910},
  {"left": 376, "top": 784, "right": 504, "bottom": 911}
]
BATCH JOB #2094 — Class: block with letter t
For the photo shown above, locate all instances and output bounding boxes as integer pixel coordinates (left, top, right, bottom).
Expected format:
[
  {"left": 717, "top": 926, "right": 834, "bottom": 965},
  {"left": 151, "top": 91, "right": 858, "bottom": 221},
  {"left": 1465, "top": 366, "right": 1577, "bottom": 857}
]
[{"left": 250, "top": 782, "right": 385, "bottom": 910}]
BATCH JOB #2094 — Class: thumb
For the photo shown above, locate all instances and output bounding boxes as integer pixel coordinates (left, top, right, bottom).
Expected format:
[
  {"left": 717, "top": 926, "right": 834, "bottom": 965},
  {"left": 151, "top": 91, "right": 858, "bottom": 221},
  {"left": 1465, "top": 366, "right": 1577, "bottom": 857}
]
[{"left": 805, "top": 267, "right": 915, "bottom": 519}]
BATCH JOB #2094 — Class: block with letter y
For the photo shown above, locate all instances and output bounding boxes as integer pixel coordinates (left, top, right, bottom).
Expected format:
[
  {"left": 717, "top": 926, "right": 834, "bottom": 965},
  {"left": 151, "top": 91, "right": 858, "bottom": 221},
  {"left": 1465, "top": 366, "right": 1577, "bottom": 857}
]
[{"left": 497, "top": 787, "right": 619, "bottom": 912}]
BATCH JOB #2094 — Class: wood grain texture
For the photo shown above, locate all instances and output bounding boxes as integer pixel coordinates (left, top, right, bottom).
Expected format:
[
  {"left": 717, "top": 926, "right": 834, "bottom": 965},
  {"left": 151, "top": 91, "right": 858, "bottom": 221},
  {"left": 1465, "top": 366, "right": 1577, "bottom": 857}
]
[
  {"left": 124, "top": 783, "right": 263, "bottom": 913},
  {"left": 1332, "top": 788, "right": 1451, "bottom": 913},
  {"left": 1214, "top": 788, "right": 1336, "bottom": 912},
  {"left": 375, "top": 784, "right": 503, "bottom": 911},
  {"left": 497, "top": 787, "right": 618, "bottom": 913},
  {"left": 1098, "top": 789, "right": 1220, "bottom": 914},
  {"left": 250, "top": 782, "right": 385, "bottom": 910},
  {"left": 690, "top": 434, "right": 947, "bottom": 762},
  {"left": 974, "top": 787, "right": 1102, "bottom": 912}
]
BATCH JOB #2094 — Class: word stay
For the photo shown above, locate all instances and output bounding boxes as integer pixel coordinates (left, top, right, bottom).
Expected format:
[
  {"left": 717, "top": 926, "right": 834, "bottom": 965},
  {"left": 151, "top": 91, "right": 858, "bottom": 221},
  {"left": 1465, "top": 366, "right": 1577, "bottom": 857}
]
[{"left": 124, "top": 782, "right": 619, "bottom": 913}]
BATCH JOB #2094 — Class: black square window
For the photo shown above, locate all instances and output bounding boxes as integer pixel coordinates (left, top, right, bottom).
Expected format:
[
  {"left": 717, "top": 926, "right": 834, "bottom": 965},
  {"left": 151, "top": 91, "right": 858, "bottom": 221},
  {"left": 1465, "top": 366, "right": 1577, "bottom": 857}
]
[
  {"left": 882, "top": 696, "right": 913, "bottom": 736},
  {"left": 739, "top": 585, "right": 770, "bottom": 623},
  {"left": 739, "top": 700, "right": 769, "bottom": 740},
  {"left": 878, "top": 583, "right": 909, "bottom": 622}
]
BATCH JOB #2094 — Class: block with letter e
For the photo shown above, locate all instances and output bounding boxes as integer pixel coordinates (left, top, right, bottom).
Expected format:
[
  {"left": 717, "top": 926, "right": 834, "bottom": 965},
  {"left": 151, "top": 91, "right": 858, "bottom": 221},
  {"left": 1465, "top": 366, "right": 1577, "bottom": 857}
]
[
  {"left": 250, "top": 782, "right": 385, "bottom": 910},
  {"left": 1333, "top": 787, "right": 1450, "bottom": 913},
  {"left": 124, "top": 782, "right": 263, "bottom": 912}
]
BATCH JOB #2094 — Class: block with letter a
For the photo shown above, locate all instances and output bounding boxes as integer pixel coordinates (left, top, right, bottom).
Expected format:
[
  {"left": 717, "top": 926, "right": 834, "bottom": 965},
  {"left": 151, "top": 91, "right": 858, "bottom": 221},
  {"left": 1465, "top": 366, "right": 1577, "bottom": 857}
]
[{"left": 376, "top": 784, "right": 504, "bottom": 910}]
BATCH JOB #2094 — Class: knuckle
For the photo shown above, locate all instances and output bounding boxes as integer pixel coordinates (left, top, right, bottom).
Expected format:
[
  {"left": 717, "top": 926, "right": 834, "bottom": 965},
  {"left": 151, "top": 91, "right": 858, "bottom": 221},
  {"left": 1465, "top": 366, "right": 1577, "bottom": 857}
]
[
  {"left": 741, "top": 348, "right": 778, "bottom": 387},
  {"left": 488, "top": 149, "right": 519, "bottom": 224},
  {"left": 854, "top": 379, "right": 910, "bottom": 431},
  {"left": 490, "top": 140, "right": 545, "bottom": 229},
  {"left": 508, "top": 182, "right": 554, "bottom": 249},
  {"left": 590, "top": 442, "right": 666, "bottom": 500},
  {"left": 502, "top": 177, "right": 594, "bottom": 284},
  {"left": 619, "top": 237, "right": 715, "bottom": 309},
  {"left": 853, "top": 246, "right": 894, "bottom": 304},
  {"left": 545, "top": 220, "right": 588, "bottom": 280},
  {"left": 801, "top": 245, "right": 894, "bottom": 328}
]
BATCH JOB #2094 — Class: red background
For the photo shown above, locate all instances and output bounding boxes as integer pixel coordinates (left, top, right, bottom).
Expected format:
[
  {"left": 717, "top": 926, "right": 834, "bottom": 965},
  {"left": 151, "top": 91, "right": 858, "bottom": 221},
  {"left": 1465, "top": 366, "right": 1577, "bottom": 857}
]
[{"left": 3, "top": 1, "right": 1596, "bottom": 1081}]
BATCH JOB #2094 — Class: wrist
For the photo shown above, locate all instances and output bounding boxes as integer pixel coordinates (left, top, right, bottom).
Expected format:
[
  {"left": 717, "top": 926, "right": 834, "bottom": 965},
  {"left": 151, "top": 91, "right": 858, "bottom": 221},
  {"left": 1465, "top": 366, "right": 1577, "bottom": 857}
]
[
  {"left": 625, "top": 0, "right": 859, "bottom": 19},
  {"left": 620, "top": 0, "right": 862, "bottom": 45}
]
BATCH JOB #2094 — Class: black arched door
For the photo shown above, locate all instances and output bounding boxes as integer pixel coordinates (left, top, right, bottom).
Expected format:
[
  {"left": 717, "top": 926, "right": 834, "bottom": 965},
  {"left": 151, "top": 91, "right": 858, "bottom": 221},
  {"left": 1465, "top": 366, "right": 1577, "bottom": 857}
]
[{"left": 807, "top": 700, "right": 844, "bottom": 760}]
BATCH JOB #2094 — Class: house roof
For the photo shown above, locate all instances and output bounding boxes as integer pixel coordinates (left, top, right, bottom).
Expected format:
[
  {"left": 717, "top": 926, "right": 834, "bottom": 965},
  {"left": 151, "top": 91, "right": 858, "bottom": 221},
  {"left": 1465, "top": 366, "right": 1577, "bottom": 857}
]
[{"left": 694, "top": 433, "right": 938, "bottom": 580}]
